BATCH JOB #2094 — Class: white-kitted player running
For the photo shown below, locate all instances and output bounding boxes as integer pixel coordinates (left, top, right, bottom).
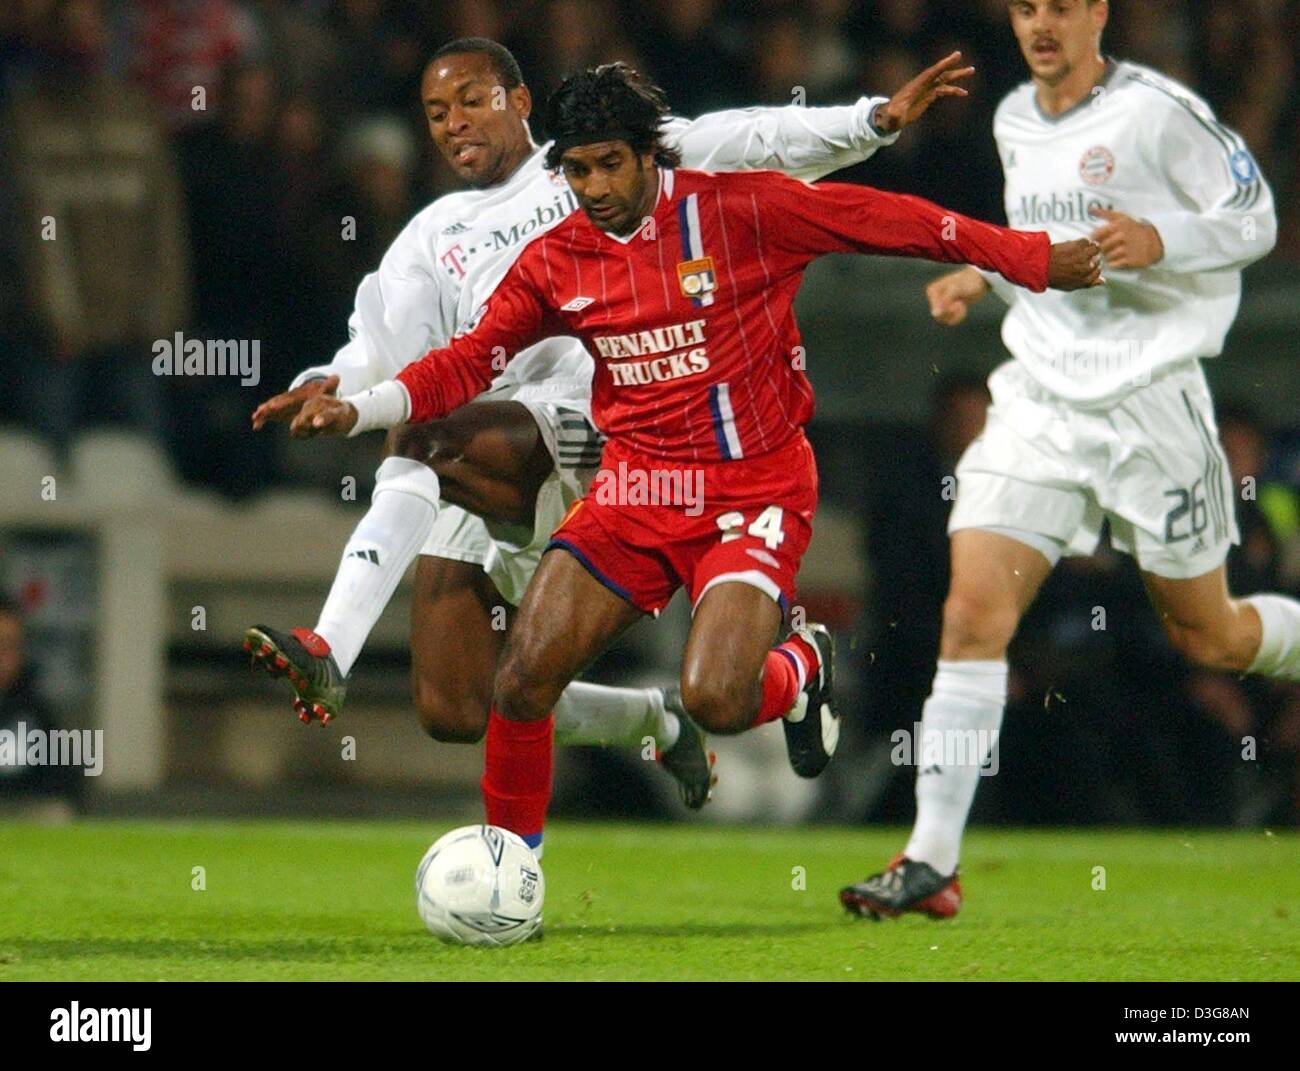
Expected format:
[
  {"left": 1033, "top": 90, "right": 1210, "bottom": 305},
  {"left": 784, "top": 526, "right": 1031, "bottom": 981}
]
[
  {"left": 245, "top": 37, "right": 975, "bottom": 819},
  {"left": 841, "top": 0, "right": 1297, "bottom": 919}
]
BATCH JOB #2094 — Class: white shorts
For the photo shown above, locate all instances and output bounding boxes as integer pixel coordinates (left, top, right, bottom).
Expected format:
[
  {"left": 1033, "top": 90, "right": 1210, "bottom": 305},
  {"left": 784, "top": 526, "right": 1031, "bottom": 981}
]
[
  {"left": 949, "top": 358, "right": 1239, "bottom": 579},
  {"left": 418, "top": 380, "right": 603, "bottom": 605}
]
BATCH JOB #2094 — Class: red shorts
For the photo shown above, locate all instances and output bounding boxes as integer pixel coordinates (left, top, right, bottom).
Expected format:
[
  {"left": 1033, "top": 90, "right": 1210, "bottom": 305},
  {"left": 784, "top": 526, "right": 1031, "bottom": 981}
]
[{"left": 547, "top": 434, "right": 818, "bottom": 615}]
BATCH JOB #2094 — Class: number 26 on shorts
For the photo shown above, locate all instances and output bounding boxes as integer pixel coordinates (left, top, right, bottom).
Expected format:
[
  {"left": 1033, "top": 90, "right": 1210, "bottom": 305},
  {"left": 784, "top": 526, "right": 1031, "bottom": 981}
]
[
  {"left": 1163, "top": 479, "right": 1208, "bottom": 543},
  {"left": 716, "top": 506, "right": 786, "bottom": 549}
]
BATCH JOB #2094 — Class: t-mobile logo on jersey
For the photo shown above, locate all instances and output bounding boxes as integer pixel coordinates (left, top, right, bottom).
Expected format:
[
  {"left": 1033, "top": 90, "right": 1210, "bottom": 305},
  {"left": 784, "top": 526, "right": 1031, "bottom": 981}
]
[
  {"left": 591, "top": 318, "right": 711, "bottom": 388},
  {"left": 1011, "top": 191, "right": 1114, "bottom": 228},
  {"left": 486, "top": 189, "right": 580, "bottom": 252}
]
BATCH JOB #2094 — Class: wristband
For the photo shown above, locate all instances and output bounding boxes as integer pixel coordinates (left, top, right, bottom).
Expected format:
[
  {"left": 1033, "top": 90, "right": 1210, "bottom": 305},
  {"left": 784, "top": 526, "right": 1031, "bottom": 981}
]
[{"left": 344, "top": 380, "right": 411, "bottom": 437}]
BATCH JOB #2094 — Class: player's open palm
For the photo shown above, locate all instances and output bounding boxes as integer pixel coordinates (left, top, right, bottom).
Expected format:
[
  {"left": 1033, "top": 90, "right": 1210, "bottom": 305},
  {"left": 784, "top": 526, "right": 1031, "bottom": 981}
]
[
  {"left": 877, "top": 51, "right": 975, "bottom": 133},
  {"left": 251, "top": 374, "right": 340, "bottom": 431},
  {"left": 1047, "top": 238, "right": 1105, "bottom": 291},
  {"left": 290, "top": 394, "right": 358, "bottom": 439},
  {"left": 927, "top": 267, "right": 990, "bottom": 327}
]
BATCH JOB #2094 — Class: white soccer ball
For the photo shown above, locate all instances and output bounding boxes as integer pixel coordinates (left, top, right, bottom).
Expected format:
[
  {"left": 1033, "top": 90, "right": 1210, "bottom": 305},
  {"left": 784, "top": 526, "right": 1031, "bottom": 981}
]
[{"left": 415, "top": 825, "right": 544, "bottom": 947}]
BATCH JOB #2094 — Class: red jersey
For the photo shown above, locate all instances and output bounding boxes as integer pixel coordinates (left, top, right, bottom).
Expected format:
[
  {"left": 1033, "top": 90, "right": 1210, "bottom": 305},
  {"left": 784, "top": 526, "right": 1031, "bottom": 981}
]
[{"left": 398, "top": 168, "right": 1050, "bottom": 462}]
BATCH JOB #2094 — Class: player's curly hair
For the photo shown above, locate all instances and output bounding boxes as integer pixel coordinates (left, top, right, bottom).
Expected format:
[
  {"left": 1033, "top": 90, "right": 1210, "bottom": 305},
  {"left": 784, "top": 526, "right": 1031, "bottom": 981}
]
[{"left": 543, "top": 63, "right": 682, "bottom": 170}]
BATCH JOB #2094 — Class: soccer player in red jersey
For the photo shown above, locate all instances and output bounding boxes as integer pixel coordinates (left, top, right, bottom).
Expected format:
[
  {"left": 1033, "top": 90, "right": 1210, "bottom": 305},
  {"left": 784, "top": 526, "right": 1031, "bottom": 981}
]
[{"left": 299, "top": 64, "right": 1103, "bottom": 847}]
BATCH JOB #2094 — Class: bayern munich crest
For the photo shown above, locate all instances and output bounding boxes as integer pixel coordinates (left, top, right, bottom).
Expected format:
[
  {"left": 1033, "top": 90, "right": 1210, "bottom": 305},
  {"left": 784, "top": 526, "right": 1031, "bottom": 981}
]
[{"left": 1079, "top": 145, "right": 1115, "bottom": 185}]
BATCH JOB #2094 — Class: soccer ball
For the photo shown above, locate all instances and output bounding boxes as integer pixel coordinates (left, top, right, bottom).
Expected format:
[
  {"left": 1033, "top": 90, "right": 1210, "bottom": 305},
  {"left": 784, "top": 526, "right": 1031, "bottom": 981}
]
[{"left": 415, "top": 825, "right": 544, "bottom": 947}]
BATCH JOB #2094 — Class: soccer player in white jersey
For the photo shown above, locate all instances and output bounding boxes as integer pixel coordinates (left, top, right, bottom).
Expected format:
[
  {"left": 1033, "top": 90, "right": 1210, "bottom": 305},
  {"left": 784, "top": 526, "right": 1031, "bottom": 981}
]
[
  {"left": 841, "top": 0, "right": 1298, "bottom": 920},
  {"left": 245, "top": 38, "right": 975, "bottom": 819}
]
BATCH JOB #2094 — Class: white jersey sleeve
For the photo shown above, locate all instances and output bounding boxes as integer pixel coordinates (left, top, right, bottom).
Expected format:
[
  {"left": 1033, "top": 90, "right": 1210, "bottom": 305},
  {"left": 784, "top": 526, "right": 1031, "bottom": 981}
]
[
  {"left": 663, "top": 97, "right": 899, "bottom": 182},
  {"left": 290, "top": 209, "right": 458, "bottom": 394},
  {"left": 1140, "top": 89, "right": 1277, "bottom": 273}
]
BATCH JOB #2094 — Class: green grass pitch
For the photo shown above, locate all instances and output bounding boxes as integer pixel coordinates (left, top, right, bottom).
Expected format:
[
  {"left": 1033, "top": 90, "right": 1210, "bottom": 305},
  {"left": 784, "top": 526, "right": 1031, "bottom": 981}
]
[{"left": 0, "top": 820, "right": 1296, "bottom": 981}]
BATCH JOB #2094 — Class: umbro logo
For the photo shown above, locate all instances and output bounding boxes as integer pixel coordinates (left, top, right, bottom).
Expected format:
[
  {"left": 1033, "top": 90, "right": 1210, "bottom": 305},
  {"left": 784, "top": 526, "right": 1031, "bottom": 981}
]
[
  {"left": 347, "top": 549, "right": 380, "bottom": 565},
  {"left": 561, "top": 296, "right": 595, "bottom": 312},
  {"left": 442, "top": 222, "right": 469, "bottom": 235}
]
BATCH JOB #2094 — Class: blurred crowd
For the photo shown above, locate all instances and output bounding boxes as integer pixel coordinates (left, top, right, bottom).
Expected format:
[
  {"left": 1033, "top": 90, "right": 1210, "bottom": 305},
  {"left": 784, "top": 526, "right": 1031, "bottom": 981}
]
[{"left": 0, "top": 0, "right": 1297, "bottom": 494}]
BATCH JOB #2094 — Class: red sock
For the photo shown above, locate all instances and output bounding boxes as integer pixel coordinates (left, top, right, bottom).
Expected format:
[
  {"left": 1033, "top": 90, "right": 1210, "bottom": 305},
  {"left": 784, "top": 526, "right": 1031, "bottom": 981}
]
[
  {"left": 480, "top": 708, "right": 553, "bottom": 853},
  {"left": 753, "top": 636, "right": 817, "bottom": 726}
]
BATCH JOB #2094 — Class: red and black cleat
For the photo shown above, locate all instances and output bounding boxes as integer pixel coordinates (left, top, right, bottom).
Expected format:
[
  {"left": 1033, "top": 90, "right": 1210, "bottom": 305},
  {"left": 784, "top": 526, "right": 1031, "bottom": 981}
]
[
  {"left": 243, "top": 624, "right": 346, "bottom": 725},
  {"left": 840, "top": 854, "right": 961, "bottom": 920}
]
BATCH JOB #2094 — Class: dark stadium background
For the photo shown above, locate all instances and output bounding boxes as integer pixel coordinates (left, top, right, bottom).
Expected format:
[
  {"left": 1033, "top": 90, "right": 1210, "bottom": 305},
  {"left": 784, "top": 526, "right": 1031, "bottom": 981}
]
[{"left": 1, "top": 0, "right": 1297, "bottom": 829}]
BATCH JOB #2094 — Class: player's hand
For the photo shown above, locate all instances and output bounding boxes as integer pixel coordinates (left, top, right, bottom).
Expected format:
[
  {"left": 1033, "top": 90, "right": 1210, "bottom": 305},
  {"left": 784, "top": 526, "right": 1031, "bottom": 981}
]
[
  {"left": 290, "top": 395, "right": 358, "bottom": 438},
  {"left": 251, "top": 374, "right": 340, "bottom": 431},
  {"left": 873, "top": 51, "right": 974, "bottom": 135},
  {"left": 926, "top": 267, "right": 990, "bottom": 327},
  {"left": 1089, "top": 207, "right": 1165, "bottom": 270},
  {"left": 1047, "top": 238, "right": 1105, "bottom": 291}
]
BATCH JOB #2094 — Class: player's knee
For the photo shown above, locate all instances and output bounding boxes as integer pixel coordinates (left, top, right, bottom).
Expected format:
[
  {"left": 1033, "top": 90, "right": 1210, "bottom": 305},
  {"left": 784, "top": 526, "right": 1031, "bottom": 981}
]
[
  {"left": 940, "top": 588, "right": 1019, "bottom": 659},
  {"left": 678, "top": 670, "right": 756, "bottom": 735},
  {"left": 386, "top": 421, "right": 461, "bottom": 466},
  {"left": 1162, "top": 617, "right": 1253, "bottom": 672},
  {"left": 414, "top": 688, "right": 489, "bottom": 744}
]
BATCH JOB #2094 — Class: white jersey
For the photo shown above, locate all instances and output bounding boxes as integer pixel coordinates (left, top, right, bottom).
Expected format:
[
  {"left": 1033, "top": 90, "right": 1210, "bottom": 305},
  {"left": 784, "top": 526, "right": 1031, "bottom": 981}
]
[
  {"left": 292, "top": 99, "right": 899, "bottom": 398},
  {"left": 979, "top": 59, "right": 1277, "bottom": 406}
]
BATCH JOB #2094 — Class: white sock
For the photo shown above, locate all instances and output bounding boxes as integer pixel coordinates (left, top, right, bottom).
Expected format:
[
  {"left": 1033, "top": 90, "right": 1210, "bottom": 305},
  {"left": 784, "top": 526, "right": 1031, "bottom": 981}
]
[
  {"left": 903, "top": 659, "right": 1007, "bottom": 876},
  {"left": 553, "top": 682, "right": 680, "bottom": 750},
  {"left": 314, "top": 457, "right": 440, "bottom": 676},
  {"left": 1246, "top": 593, "right": 1300, "bottom": 682}
]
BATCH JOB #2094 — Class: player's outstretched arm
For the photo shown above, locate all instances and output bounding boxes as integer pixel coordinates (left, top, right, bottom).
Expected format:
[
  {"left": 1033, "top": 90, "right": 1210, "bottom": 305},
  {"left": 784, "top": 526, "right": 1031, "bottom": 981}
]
[
  {"left": 668, "top": 52, "right": 973, "bottom": 182},
  {"left": 292, "top": 259, "right": 557, "bottom": 440},
  {"left": 755, "top": 172, "right": 1102, "bottom": 292}
]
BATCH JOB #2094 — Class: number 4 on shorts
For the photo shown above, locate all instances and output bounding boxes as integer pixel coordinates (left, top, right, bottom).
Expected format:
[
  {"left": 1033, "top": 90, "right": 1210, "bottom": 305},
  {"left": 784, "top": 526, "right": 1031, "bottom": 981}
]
[{"left": 716, "top": 506, "right": 786, "bottom": 549}]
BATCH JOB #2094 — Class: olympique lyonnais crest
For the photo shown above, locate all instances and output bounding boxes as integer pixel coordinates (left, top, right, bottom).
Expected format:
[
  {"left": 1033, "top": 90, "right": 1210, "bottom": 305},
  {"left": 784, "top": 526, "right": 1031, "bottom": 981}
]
[
  {"left": 677, "top": 256, "right": 717, "bottom": 300},
  {"left": 1079, "top": 145, "right": 1115, "bottom": 186}
]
